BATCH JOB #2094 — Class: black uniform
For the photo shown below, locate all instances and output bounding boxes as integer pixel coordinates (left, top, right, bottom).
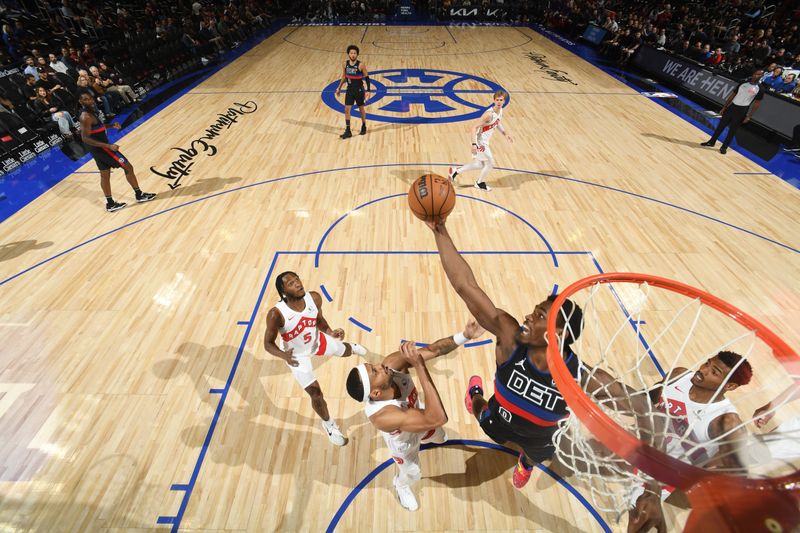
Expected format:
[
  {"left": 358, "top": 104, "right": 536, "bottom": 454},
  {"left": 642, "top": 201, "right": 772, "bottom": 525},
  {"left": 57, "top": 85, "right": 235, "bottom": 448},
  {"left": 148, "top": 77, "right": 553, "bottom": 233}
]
[
  {"left": 479, "top": 343, "right": 581, "bottom": 462},
  {"left": 81, "top": 108, "right": 127, "bottom": 171},
  {"left": 344, "top": 59, "right": 365, "bottom": 107}
]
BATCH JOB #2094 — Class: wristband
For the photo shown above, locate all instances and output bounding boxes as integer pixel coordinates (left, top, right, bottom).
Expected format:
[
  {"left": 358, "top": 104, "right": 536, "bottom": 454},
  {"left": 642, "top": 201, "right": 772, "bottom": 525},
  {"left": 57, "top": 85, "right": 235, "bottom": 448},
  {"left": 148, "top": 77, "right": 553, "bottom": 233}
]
[{"left": 453, "top": 332, "right": 469, "bottom": 346}]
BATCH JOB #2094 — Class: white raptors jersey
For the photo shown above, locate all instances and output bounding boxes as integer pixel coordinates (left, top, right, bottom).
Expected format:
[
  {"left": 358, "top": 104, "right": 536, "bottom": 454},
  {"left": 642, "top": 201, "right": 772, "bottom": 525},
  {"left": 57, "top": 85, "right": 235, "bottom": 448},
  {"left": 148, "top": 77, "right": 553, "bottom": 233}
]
[
  {"left": 477, "top": 106, "right": 503, "bottom": 146},
  {"left": 365, "top": 369, "right": 422, "bottom": 449},
  {"left": 275, "top": 293, "right": 319, "bottom": 357},
  {"left": 656, "top": 372, "right": 738, "bottom": 462}
]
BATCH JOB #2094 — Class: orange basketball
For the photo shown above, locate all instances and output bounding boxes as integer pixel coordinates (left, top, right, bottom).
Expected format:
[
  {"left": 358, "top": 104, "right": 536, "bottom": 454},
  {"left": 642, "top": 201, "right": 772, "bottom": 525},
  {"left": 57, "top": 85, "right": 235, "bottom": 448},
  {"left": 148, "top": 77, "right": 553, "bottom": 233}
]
[{"left": 407, "top": 174, "right": 456, "bottom": 222}]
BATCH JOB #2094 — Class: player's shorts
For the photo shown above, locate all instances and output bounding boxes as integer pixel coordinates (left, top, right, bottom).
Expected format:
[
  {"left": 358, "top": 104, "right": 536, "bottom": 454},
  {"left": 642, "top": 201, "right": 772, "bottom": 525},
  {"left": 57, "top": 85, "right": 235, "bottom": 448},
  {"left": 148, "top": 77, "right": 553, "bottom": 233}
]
[
  {"left": 479, "top": 396, "right": 557, "bottom": 463},
  {"left": 474, "top": 144, "right": 494, "bottom": 163},
  {"left": 386, "top": 426, "right": 447, "bottom": 489},
  {"left": 88, "top": 146, "right": 128, "bottom": 171},
  {"left": 344, "top": 85, "right": 365, "bottom": 107},
  {"left": 287, "top": 331, "right": 347, "bottom": 389}
]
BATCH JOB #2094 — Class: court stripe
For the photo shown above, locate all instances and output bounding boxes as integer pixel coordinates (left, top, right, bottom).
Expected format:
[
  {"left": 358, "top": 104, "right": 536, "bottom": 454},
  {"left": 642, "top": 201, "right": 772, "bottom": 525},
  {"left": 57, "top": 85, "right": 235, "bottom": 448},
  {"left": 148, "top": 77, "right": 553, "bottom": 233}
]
[
  {"left": 325, "top": 439, "right": 611, "bottom": 533},
  {"left": 319, "top": 284, "right": 334, "bottom": 302},
  {"left": 348, "top": 316, "right": 373, "bottom": 332},
  {"left": 3, "top": 163, "right": 796, "bottom": 289}
]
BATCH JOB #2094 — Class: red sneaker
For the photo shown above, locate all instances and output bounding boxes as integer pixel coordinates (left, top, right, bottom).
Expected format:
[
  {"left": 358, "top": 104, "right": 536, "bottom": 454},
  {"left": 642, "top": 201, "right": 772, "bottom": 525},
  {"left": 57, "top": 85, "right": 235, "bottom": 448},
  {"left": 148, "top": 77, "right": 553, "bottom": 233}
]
[
  {"left": 512, "top": 453, "right": 533, "bottom": 489},
  {"left": 464, "top": 375, "right": 483, "bottom": 414}
]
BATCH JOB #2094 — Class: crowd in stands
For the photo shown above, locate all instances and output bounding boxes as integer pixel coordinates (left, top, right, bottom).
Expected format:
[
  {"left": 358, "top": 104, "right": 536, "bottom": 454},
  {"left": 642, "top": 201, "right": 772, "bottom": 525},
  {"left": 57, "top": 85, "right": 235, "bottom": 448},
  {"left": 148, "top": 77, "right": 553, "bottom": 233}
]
[
  {"left": 0, "top": 0, "right": 276, "bottom": 165},
  {"left": 539, "top": 0, "right": 800, "bottom": 99}
]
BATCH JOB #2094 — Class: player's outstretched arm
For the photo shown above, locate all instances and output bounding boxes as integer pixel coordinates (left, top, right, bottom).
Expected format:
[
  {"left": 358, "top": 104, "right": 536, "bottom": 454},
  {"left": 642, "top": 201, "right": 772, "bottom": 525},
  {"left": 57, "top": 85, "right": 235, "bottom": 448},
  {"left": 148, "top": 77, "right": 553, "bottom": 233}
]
[
  {"left": 383, "top": 318, "right": 486, "bottom": 372},
  {"left": 754, "top": 381, "right": 800, "bottom": 428},
  {"left": 426, "top": 219, "right": 518, "bottom": 349}
]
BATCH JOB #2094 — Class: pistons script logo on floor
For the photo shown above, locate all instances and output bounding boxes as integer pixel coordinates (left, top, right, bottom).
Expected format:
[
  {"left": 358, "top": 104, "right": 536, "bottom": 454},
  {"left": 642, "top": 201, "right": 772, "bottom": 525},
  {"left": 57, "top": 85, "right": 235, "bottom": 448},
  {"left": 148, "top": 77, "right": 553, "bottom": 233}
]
[{"left": 321, "top": 68, "right": 508, "bottom": 124}]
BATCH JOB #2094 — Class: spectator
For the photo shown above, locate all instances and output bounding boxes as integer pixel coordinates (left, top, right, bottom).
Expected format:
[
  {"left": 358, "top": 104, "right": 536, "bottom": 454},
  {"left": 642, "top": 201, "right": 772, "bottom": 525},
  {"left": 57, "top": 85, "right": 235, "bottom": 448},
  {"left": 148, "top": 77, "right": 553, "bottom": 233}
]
[
  {"left": 724, "top": 34, "right": 741, "bottom": 57},
  {"left": 2, "top": 24, "right": 20, "bottom": 60},
  {"left": 762, "top": 67, "right": 785, "bottom": 89},
  {"left": 24, "top": 74, "right": 38, "bottom": 101},
  {"left": 35, "top": 69, "right": 68, "bottom": 99},
  {"left": 33, "top": 86, "right": 77, "bottom": 139},
  {"left": 775, "top": 73, "right": 797, "bottom": 94},
  {"left": 752, "top": 40, "right": 771, "bottom": 65},
  {"left": 48, "top": 53, "right": 70, "bottom": 74},
  {"left": 90, "top": 65, "right": 137, "bottom": 104},
  {"left": 81, "top": 44, "right": 96, "bottom": 66},
  {"left": 706, "top": 47, "right": 725, "bottom": 66},
  {"left": 0, "top": 94, "right": 16, "bottom": 114},
  {"left": 655, "top": 28, "right": 667, "bottom": 49},
  {"left": 23, "top": 56, "right": 39, "bottom": 80},
  {"left": 620, "top": 30, "right": 644, "bottom": 65},
  {"left": 77, "top": 75, "right": 114, "bottom": 117}
]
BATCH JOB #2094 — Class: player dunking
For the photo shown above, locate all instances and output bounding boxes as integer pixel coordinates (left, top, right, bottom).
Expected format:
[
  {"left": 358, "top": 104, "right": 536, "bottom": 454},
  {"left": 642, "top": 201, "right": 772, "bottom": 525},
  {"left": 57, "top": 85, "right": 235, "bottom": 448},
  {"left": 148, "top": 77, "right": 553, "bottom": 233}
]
[
  {"left": 427, "top": 217, "right": 586, "bottom": 488},
  {"left": 345, "top": 319, "right": 486, "bottom": 511},
  {"left": 448, "top": 90, "right": 513, "bottom": 192},
  {"left": 336, "top": 45, "right": 370, "bottom": 139},
  {"left": 264, "top": 272, "right": 367, "bottom": 446},
  {"left": 77, "top": 90, "right": 155, "bottom": 212}
]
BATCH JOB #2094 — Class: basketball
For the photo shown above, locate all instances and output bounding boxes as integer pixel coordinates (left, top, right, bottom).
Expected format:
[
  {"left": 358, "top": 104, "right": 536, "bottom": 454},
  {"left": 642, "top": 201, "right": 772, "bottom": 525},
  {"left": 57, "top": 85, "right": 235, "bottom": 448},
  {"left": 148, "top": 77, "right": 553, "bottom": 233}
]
[{"left": 407, "top": 174, "right": 456, "bottom": 222}]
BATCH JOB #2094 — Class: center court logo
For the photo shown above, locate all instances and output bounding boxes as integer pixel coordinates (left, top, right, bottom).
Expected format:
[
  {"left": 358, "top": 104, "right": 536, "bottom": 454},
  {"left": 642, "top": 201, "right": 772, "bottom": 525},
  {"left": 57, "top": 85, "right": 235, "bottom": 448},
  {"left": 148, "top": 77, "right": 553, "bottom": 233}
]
[{"left": 321, "top": 68, "right": 508, "bottom": 124}]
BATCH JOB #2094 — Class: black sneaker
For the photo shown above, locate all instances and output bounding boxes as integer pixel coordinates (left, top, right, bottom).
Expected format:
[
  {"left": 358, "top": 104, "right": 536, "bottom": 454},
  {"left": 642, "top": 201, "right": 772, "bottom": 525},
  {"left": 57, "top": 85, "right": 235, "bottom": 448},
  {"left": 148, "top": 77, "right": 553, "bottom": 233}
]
[
  {"left": 474, "top": 182, "right": 491, "bottom": 191},
  {"left": 719, "top": 147, "right": 727, "bottom": 154},
  {"left": 106, "top": 201, "right": 127, "bottom": 212},
  {"left": 340, "top": 128, "right": 352, "bottom": 139},
  {"left": 360, "top": 124, "right": 367, "bottom": 135},
  {"left": 136, "top": 191, "right": 156, "bottom": 203},
  {"left": 701, "top": 141, "right": 714, "bottom": 147}
]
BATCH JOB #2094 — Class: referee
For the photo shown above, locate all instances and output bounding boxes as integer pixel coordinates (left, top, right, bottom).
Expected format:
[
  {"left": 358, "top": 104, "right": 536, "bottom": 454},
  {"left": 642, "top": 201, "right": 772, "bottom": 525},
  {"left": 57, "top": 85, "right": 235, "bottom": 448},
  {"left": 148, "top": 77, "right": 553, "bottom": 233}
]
[{"left": 701, "top": 69, "right": 765, "bottom": 154}]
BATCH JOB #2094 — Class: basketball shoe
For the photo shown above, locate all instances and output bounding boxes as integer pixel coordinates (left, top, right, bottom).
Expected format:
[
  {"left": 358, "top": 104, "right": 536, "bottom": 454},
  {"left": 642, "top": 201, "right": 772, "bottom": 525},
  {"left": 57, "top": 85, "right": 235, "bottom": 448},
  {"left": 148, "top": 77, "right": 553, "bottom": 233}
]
[
  {"left": 474, "top": 181, "right": 492, "bottom": 192},
  {"left": 464, "top": 375, "right": 483, "bottom": 414},
  {"left": 448, "top": 166, "right": 458, "bottom": 183},
  {"left": 512, "top": 453, "right": 534, "bottom": 489},
  {"left": 393, "top": 476, "right": 419, "bottom": 511},
  {"left": 322, "top": 419, "right": 347, "bottom": 446}
]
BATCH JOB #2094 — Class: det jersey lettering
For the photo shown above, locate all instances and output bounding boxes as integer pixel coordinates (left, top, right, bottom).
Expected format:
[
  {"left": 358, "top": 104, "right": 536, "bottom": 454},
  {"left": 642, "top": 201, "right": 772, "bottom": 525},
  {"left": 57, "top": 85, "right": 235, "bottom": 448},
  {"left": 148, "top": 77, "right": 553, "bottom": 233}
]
[
  {"left": 281, "top": 316, "right": 317, "bottom": 341},
  {"left": 507, "top": 368, "right": 562, "bottom": 410}
]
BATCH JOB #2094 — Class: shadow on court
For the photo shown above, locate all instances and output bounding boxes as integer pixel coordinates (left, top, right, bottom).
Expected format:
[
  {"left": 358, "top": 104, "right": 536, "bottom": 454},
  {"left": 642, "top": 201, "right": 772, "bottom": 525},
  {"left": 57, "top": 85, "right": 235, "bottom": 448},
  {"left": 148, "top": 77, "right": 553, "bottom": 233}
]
[
  {"left": 0, "top": 239, "right": 53, "bottom": 262},
  {"left": 427, "top": 445, "right": 587, "bottom": 532},
  {"left": 642, "top": 132, "right": 703, "bottom": 148},
  {"left": 155, "top": 176, "right": 243, "bottom": 198}
]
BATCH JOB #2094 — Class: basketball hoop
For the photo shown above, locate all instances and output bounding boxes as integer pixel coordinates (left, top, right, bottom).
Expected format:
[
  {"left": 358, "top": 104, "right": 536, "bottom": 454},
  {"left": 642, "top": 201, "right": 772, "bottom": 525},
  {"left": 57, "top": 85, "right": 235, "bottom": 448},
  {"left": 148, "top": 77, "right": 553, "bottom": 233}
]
[{"left": 546, "top": 273, "right": 800, "bottom": 532}]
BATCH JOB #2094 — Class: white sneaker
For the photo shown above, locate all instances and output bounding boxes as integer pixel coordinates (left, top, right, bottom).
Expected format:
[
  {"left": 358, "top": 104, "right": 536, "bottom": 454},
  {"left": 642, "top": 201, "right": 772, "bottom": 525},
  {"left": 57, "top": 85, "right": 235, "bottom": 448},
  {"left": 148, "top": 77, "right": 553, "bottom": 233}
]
[
  {"left": 323, "top": 420, "right": 347, "bottom": 446},
  {"left": 474, "top": 181, "right": 491, "bottom": 192},
  {"left": 448, "top": 166, "right": 458, "bottom": 183},
  {"left": 349, "top": 343, "right": 367, "bottom": 356},
  {"left": 393, "top": 476, "right": 419, "bottom": 511}
]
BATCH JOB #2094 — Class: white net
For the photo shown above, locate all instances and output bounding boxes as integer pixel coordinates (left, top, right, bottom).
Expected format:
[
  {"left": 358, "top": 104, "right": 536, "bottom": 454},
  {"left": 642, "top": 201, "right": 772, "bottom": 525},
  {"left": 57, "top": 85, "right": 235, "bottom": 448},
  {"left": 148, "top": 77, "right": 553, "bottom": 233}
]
[{"left": 549, "top": 279, "right": 800, "bottom": 520}]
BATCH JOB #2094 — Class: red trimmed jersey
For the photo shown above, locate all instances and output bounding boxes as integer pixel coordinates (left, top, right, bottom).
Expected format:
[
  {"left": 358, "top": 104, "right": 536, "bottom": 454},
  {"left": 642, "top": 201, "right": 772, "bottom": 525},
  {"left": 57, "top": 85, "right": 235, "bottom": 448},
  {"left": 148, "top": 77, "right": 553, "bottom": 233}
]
[{"left": 276, "top": 293, "right": 320, "bottom": 357}]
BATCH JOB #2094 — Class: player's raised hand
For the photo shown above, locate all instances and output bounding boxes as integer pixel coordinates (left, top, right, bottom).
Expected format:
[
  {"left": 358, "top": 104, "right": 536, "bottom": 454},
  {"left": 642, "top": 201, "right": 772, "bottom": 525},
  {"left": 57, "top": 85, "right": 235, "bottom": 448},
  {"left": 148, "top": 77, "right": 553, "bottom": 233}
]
[
  {"left": 627, "top": 492, "right": 666, "bottom": 533},
  {"left": 425, "top": 218, "right": 447, "bottom": 233},
  {"left": 331, "top": 328, "right": 345, "bottom": 340},
  {"left": 753, "top": 402, "right": 775, "bottom": 428},
  {"left": 463, "top": 318, "right": 486, "bottom": 340},
  {"left": 399, "top": 341, "right": 424, "bottom": 367}
]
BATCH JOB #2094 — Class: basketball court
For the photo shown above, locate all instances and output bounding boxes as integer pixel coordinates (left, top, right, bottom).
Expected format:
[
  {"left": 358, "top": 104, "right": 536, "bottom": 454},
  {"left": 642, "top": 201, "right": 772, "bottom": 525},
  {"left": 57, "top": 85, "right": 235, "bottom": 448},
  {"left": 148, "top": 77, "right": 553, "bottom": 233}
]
[{"left": 0, "top": 25, "right": 798, "bottom": 532}]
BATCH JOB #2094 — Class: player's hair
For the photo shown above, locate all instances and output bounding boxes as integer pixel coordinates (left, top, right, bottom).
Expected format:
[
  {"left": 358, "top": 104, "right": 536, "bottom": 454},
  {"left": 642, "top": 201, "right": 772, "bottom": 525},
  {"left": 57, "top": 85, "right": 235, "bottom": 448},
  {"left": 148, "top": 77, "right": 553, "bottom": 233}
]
[
  {"left": 716, "top": 351, "right": 753, "bottom": 386},
  {"left": 346, "top": 44, "right": 359, "bottom": 55},
  {"left": 346, "top": 367, "right": 364, "bottom": 401},
  {"left": 275, "top": 271, "right": 298, "bottom": 301},
  {"left": 493, "top": 90, "right": 508, "bottom": 99},
  {"left": 547, "top": 294, "right": 583, "bottom": 352}
]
